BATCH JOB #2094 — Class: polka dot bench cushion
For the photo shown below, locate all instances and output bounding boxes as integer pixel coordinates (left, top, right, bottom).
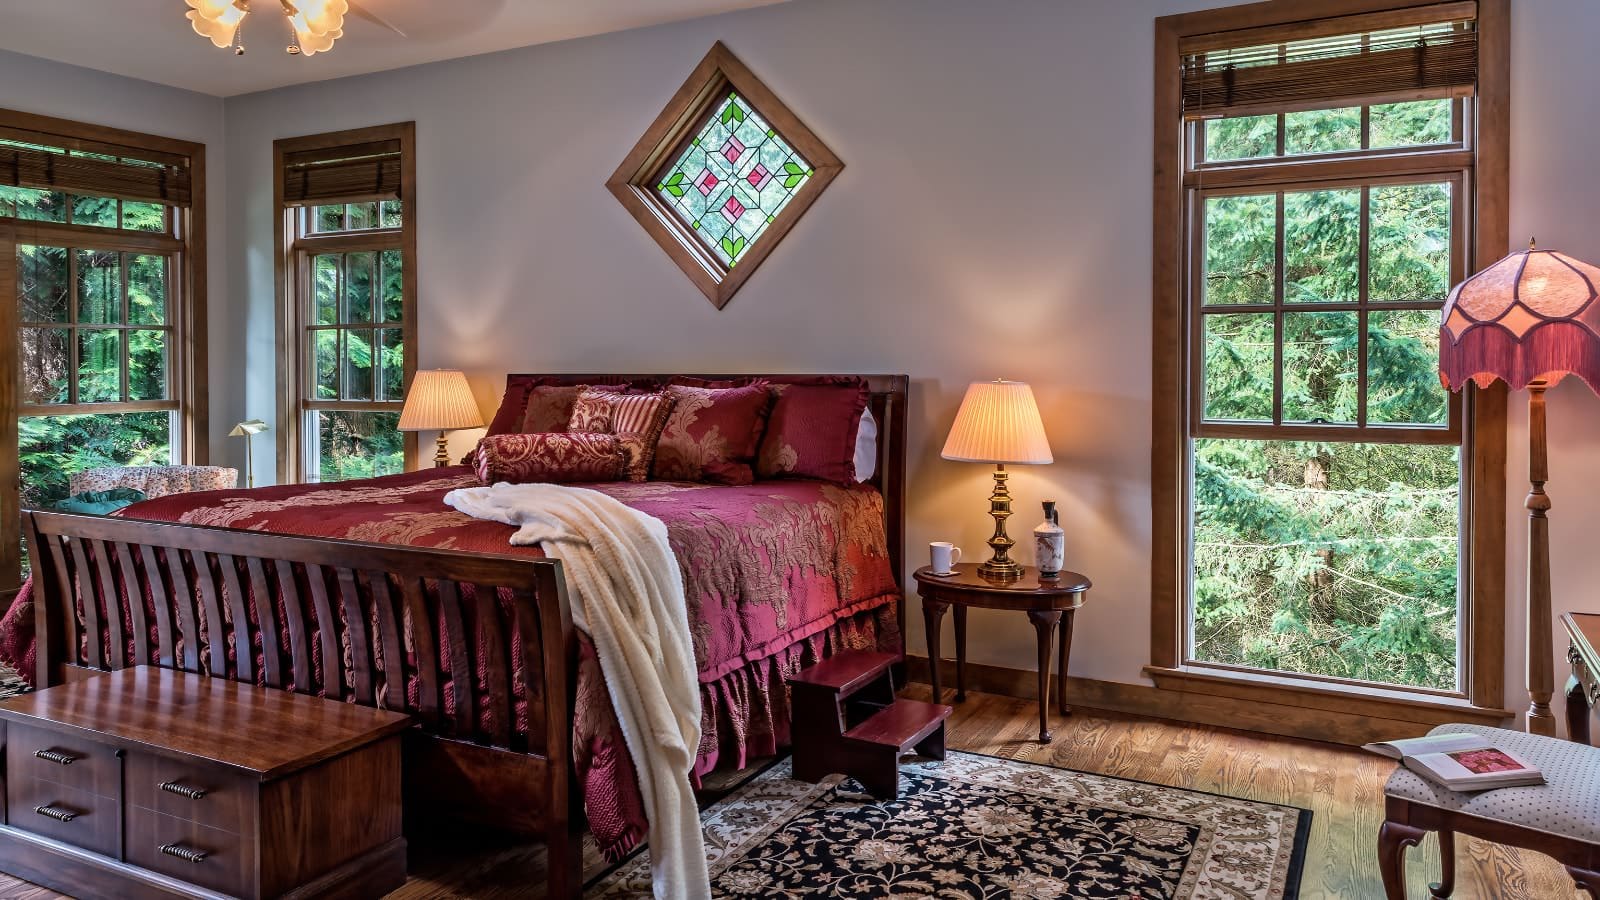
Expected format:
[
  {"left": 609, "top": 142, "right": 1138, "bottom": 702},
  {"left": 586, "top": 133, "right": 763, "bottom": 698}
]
[{"left": 1385, "top": 723, "right": 1600, "bottom": 843}]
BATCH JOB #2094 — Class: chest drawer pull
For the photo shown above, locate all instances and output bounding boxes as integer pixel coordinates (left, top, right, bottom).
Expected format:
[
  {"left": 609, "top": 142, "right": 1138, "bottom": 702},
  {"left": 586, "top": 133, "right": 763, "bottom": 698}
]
[
  {"left": 34, "top": 805, "right": 77, "bottom": 823},
  {"left": 33, "top": 749, "right": 78, "bottom": 766},
  {"left": 159, "top": 781, "right": 208, "bottom": 800},
  {"left": 159, "top": 843, "right": 208, "bottom": 864}
]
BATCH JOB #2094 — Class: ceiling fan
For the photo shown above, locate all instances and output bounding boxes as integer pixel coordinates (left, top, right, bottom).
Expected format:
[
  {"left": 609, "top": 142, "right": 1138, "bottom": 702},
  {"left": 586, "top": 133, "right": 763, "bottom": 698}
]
[{"left": 185, "top": 0, "right": 407, "bottom": 58}]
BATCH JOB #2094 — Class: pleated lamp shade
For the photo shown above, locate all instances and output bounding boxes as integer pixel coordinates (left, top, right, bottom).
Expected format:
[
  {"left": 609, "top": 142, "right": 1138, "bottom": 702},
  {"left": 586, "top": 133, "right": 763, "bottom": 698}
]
[
  {"left": 398, "top": 370, "right": 484, "bottom": 432},
  {"left": 1440, "top": 243, "right": 1600, "bottom": 394},
  {"left": 941, "top": 380, "right": 1053, "bottom": 465}
]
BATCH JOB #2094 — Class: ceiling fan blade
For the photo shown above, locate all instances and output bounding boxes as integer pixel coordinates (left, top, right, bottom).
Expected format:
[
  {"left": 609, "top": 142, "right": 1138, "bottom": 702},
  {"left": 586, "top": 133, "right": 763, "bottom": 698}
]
[{"left": 347, "top": 1, "right": 408, "bottom": 38}]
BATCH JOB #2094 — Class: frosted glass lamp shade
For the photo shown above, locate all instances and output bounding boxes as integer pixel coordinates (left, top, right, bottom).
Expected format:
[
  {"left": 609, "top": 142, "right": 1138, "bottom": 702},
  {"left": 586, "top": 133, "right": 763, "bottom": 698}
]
[
  {"left": 399, "top": 370, "right": 484, "bottom": 432},
  {"left": 941, "top": 380, "right": 1053, "bottom": 465}
]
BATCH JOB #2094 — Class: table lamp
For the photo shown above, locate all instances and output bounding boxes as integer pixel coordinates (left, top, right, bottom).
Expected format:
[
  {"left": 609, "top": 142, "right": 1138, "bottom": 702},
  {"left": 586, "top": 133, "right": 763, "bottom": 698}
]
[
  {"left": 228, "top": 419, "right": 268, "bottom": 487},
  {"left": 941, "top": 380, "right": 1054, "bottom": 578},
  {"left": 399, "top": 370, "right": 485, "bottom": 468},
  {"left": 1440, "top": 239, "right": 1600, "bottom": 736}
]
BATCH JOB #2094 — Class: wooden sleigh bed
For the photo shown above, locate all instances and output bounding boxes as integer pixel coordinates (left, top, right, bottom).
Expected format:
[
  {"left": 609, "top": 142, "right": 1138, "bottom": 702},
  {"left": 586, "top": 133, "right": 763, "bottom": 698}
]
[{"left": 14, "top": 373, "right": 908, "bottom": 899}]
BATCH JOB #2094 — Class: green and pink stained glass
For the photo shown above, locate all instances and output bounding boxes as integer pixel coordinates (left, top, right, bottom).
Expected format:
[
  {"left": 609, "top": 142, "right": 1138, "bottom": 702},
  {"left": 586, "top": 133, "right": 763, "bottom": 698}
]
[{"left": 656, "top": 93, "right": 813, "bottom": 267}]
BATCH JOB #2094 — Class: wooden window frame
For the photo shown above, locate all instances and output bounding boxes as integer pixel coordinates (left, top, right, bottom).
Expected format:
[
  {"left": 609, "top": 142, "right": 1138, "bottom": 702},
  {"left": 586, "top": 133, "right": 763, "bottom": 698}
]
[
  {"left": 0, "top": 109, "right": 208, "bottom": 603},
  {"left": 273, "top": 124, "right": 417, "bottom": 484},
  {"left": 1151, "top": 0, "right": 1509, "bottom": 725},
  {"left": 607, "top": 41, "right": 843, "bottom": 310}
]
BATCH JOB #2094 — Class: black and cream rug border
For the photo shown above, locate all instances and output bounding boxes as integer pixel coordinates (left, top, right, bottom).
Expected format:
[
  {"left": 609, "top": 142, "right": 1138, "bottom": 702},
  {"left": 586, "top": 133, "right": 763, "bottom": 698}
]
[{"left": 588, "top": 751, "right": 1309, "bottom": 899}]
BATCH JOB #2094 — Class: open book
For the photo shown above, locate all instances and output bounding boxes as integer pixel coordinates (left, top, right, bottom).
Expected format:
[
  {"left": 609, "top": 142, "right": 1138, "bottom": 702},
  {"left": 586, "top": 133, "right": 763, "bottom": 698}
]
[{"left": 1364, "top": 733, "right": 1545, "bottom": 792}]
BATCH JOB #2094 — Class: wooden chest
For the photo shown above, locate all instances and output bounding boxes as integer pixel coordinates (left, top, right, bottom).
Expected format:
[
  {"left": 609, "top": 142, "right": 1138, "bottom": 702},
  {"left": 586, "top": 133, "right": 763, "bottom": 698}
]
[{"left": 0, "top": 666, "right": 412, "bottom": 899}]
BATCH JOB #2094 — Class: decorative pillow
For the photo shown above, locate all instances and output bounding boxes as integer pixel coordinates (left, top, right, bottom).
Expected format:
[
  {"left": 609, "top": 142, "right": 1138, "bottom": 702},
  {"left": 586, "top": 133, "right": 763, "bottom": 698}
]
[
  {"left": 485, "top": 377, "right": 633, "bottom": 437},
  {"left": 652, "top": 382, "right": 773, "bottom": 485},
  {"left": 756, "top": 380, "right": 871, "bottom": 484},
  {"left": 567, "top": 388, "right": 674, "bottom": 481},
  {"left": 519, "top": 385, "right": 585, "bottom": 433},
  {"left": 473, "top": 432, "right": 627, "bottom": 485}
]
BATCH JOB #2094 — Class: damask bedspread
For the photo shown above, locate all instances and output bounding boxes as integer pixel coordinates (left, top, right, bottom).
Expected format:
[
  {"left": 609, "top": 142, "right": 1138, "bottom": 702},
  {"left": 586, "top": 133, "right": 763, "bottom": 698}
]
[{"left": 0, "top": 467, "right": 900, "bottom": 860}]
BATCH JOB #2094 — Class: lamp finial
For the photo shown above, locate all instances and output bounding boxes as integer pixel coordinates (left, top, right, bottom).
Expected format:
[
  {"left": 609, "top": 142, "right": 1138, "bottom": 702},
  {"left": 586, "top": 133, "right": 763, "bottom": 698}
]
[{"left": 1530, "top": 236, "right": 1538, "bottom": 251}]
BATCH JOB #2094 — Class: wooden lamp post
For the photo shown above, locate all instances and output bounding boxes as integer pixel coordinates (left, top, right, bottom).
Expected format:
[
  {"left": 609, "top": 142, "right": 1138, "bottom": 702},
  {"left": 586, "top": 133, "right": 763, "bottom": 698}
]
[{"left": 1440, "top": 241, "right": 1600, "bottom": 736}]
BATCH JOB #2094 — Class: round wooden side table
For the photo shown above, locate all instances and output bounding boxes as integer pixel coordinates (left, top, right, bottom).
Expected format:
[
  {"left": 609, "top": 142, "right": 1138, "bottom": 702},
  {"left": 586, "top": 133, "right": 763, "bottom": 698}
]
[{"left": 913, "top": 563, "right": 1092, "bottom": 743}]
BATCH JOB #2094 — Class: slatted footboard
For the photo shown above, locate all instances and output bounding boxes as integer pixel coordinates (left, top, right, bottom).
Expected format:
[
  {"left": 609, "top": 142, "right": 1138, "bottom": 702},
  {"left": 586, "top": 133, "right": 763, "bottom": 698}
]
[{"left": 19, "top": 509, "right": 585, "bottom": 898}]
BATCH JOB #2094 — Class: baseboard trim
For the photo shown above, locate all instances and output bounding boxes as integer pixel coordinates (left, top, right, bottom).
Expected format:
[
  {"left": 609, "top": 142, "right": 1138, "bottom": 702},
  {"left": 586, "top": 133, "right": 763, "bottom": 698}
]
[{"left": 905, "top": 656, "right": 1513, "bottom": 746}]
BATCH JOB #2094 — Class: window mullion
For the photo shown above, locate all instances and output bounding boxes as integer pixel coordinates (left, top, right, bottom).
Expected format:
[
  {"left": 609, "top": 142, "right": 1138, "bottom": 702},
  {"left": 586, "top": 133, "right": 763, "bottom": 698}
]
[{"left": 1272, "top": 191, "right": 1285, "bottom": 426}]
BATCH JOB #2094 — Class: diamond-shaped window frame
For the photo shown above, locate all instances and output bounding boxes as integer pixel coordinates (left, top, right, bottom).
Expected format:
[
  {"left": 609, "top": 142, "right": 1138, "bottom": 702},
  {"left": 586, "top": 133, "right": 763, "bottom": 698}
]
[{"left": 607, "top": 42, "right": 843, "bottom": 309}]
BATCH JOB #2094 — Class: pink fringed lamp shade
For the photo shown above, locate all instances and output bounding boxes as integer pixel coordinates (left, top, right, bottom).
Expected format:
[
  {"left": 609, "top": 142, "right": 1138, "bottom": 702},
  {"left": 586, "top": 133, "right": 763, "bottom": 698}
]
[{"left": 1440, "top": 246, "right": 1600, "bottom": 393}]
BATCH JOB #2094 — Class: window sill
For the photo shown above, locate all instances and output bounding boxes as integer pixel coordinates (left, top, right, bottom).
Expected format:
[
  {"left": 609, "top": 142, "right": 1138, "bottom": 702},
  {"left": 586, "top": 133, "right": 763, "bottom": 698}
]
[{"left": 1144, "top": 665, "right": 1513, "bottom": 730}]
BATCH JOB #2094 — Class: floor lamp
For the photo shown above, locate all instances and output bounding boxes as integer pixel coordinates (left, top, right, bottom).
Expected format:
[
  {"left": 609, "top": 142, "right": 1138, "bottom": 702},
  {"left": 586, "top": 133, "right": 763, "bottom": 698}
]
[{"left": 1440, "top": 241, "right": 1600, "bottom": 737}]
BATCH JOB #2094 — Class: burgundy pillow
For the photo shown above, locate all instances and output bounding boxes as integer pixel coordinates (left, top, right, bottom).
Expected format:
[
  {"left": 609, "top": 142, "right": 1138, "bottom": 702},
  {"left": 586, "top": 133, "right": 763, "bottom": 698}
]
[
  {"left": 519, "top": 385, "right": 584, "bottom": 433},
  {"left": 652, "top": 382, "right": 773, "bottom": 485},
  {"left": 756, "top": 381, "right": 871, "bottom": 484},
  {"left": 485, "top": 377, "right": 632, "bottom": 437},
  {"left": 568, "top": 388, "right": 675, "bottom": 481},
  {"left": 473, "top": 433, "right": 627, "bottom": 485}
]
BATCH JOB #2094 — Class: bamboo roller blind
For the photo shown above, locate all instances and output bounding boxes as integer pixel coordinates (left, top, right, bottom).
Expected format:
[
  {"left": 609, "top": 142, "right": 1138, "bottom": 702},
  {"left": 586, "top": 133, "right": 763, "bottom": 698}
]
[
  {"left": 1183, "top": 9, "right": 1478, "bottom": 119},
  {"left": 281, "top": 139, "right": 402, "bottom": 206},
  {"left": 0, "top": 131, "right": 192, "bottom": 206}
]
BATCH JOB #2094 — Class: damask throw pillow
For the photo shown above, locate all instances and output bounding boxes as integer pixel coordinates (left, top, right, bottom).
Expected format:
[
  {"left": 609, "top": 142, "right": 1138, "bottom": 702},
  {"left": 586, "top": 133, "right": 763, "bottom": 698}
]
[
  {"left": 566, "top": 388, "right": 674, "bottom": 481},
  {"left": 652, "top": 382, "right": 773, "bottom": 485},
  {"left": 473, "top": 432, "right": 628, "bottom": 485},
  {"left": 755, "top": 380, "right": 871, "bottom": 485}
]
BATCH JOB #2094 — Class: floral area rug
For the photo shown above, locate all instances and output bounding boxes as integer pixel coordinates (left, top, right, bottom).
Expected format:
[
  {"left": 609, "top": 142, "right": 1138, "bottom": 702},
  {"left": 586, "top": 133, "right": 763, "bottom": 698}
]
[{"left": 587, "top": 751, "right": 1309, "bottom": 899}]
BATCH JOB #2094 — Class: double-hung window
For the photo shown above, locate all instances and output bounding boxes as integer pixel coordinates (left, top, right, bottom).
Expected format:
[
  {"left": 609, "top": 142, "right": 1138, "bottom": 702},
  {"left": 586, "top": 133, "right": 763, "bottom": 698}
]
[
  {"left": 274, "top": 125, "right": 416, "bottom": 483},
  {"left": 1153, "top": 2, "right": 1508, "bottom": 713},
  {"left": 0, "top": 111, "right": 206, "bottom": 594}
]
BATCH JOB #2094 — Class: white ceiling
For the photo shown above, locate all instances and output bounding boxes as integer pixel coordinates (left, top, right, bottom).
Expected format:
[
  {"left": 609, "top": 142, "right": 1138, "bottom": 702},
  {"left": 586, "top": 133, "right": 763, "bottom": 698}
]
[{"left": 0, "top": 0, "right": 789, "bottom": 97}]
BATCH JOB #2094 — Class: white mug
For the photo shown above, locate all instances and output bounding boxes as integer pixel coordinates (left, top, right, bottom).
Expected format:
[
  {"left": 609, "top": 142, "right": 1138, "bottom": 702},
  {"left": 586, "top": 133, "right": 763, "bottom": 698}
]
[{"left": 930, "top": 542, "right": 963, "bottom": 574}]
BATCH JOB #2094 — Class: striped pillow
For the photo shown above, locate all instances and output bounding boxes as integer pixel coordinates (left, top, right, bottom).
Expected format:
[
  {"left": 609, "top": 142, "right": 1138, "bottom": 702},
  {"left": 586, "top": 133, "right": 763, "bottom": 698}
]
[{"left": 566, "top": 388, "right": 674, "bottom": 481}]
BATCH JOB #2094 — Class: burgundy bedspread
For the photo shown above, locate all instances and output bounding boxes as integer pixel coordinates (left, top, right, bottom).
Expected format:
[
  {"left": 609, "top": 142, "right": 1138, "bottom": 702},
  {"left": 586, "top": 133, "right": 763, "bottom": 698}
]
[{"left": 0, "top": 467, "right": 900, "bottom": 860}]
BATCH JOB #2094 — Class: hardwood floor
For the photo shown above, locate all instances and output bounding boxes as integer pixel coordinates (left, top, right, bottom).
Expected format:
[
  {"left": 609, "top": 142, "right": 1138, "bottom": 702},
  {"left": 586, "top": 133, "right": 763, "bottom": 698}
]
[{"left": 0, "top": 688, "right": 1579, "bottom": 898}]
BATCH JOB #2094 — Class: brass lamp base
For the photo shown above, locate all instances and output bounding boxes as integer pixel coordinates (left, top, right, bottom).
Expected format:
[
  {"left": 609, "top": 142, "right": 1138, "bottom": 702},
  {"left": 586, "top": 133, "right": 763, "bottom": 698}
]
[
  {"left": 433, "top": 432, "right": 452, "bottom": 468},
  {"left": 978, "top": 463, "right": 1023, "bottom": 578}
]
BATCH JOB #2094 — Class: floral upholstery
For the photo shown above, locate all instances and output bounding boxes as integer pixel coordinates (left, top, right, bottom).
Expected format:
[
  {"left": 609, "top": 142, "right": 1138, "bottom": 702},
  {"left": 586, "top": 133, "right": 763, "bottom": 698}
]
[
  {"left": 473, "top": 432, "right": 629, "bottom": 484},
  {"left": 1385, "top": 723, "right": 1600, "bottom": 843},
  {"left": 653, "top": 382, "right": 772, "bottom": 485},
  {"left": 68, "top": 465, "right": 238, "bottom": 500}
]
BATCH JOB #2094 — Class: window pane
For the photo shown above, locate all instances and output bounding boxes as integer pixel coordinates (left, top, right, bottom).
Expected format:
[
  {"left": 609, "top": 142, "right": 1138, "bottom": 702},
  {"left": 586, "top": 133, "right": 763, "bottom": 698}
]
[
  {"left": 76, "top": 249, "right": 123, "bottom": 325},
  {"left": 1203, "top": 313, "right": 1273, "bottom": 421},
  {"left": 18, "top": 245, "right": 69, "bottom": 323},
  {"left": 379, "top": 249, "right": 403, "bottom": 323},
  {"left": 1369, "top": 309, "right": 1449, "bottom": 426},
  {"left": 72, "top": 196, "right": 118, "bottom": 229},
  {"left": 121, "top": 201, "right": 167, "bottom": 232},
  {"left": 1284, "top": 189, "right": 1360, "bottom": 303},
  {"left": 1204, "top": 193, "right": 1276, "bottom": 306},
  {"left": 1283, "top": 311, "right": 1358, "bottom": 423},
  {"left": 128, "top": 254, "right": 167, "bottom": 325},
  {"left": 77, "top": 329, "right": 123, "bottom": 402},
  {"left": 314, "top": 254, "right": 339, "bottom": 325},
  {"left": 128, "top": 330, "right": 167, "bottom": 401},
  {"left": 20, "top": 411, "right": 172, "bottom": 511},
  {"left": 378, "top": 328, "right": 404, "bottom": 401},
  {"left": 20, "top": 328, "right": 70, "bottom": 405},
  {"left": 1370, "top": 99, "right": 1453, "bottom": 149},
  {"left": 1191, "top": 438, "right": 1459, "bottom": 690},
  {"left": 1203, "top": 114, "right": 1277, "bottom": 162},
  {"left": 0, "top": 186, "right": 67, "bottom": 222},
  {"left": 1284, "top": 106, "right": 1361, "bottom": 155},
  {"left": 342, "top": 329, "right": 374, "bottom": 401},
  {"left": 343, "top": 252, "right": 374, "bottom": 323},
  {"left": 313, "top": 330, "right": 339, "bottom": 399},
  {"left": 1370, "top": 183, "right": 1452, "bottom": 303},
  {"left": 315, "top": 205, "right": 345, "bottom": 233},
  {"left": 380, "top": 200, "right": 403, "bottom": 228},
  {"left": 312, "top": 410, "right": 403, "bottom": 483},
  {"left": 345, "top": 202, "right": 378, "bottom": 231}
]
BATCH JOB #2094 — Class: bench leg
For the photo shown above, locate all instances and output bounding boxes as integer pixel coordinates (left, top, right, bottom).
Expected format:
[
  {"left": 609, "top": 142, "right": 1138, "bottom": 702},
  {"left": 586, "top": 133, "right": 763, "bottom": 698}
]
[
  {"left": 913, "top": 723, "right": 946, "bottom": 761},
  {"left": 856, "top": 751, "right": 901, "bottom": 801},
  {"left": 1430, "top": 829, "right": 1455, "bottom": 899},
  {"left": 1570, "top": 867, "right": 1600, "bottom": 899},
  {"left": 1379, "top": 820, "right": 1427, "bottom": 900}
]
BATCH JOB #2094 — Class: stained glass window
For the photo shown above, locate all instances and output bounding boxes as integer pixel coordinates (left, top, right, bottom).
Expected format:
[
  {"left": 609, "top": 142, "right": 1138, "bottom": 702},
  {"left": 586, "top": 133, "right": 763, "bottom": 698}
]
[{"left": 654, "top": 93, "right": 813, "bottom": 267}]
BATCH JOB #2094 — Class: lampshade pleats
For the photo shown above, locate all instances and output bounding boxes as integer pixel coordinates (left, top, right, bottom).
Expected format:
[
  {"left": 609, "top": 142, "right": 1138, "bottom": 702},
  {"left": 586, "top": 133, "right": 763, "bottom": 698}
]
[
  {"left": 398, "top": 370, "right": 485, "bottom": 432},
  {"left": 941, "top": 381, "right": 1053, "bottom": 465},
  {"left": 1440, "top": 248, "right": 1600, "bottom": 393}
]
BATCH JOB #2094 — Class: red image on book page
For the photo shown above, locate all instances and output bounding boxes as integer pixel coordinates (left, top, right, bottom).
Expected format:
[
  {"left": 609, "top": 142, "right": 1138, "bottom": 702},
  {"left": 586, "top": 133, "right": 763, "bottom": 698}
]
[{"left": 1448, "top": 749, "right": 1526, "bottom": 774}]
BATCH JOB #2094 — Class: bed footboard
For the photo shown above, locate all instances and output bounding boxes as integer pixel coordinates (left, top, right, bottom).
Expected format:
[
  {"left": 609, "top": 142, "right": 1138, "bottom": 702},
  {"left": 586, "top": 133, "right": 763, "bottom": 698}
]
[{"left": 19, "top": 509, "right": 584, "bottom": 897}]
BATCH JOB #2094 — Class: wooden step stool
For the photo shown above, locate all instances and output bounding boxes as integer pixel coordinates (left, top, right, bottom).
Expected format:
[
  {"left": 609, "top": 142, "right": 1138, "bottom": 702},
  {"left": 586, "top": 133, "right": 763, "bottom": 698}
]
[{"left": 788, "top": 651, "right": 953, "bottom": 799}]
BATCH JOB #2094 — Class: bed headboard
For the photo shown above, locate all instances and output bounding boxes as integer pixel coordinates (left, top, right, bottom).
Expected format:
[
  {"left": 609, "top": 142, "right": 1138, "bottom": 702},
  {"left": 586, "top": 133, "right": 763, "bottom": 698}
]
[{"left": 500, "top": 374, "right": 910, "bottom": 589}]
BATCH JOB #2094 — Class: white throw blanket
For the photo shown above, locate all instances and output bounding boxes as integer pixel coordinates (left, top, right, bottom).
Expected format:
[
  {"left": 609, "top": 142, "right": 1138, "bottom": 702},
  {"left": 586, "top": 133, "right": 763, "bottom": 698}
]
[{"left": 443, "top": 483, "right": 709, "bottom": 900}]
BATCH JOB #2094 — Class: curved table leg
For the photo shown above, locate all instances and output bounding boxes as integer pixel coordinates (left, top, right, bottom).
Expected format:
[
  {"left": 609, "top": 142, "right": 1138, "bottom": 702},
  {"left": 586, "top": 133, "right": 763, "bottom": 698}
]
[
  {"left": 953, "top": 605, "right": 968, "bottom": 702},
  {"left": 1378, "top": 820, "right": 1427, "bottom": 900},
  {"left": 923, "top": 598, "right": 949, "bottom": 705},
  {"left": 1057, "top": 610, "right": 1075, "bottom": 717},
  {"left": 1026, "top": 610, "right": 1061, "bottom": 744},
  {"left": 1430, "top": 829, "right": 1455, "bottom": 898}
]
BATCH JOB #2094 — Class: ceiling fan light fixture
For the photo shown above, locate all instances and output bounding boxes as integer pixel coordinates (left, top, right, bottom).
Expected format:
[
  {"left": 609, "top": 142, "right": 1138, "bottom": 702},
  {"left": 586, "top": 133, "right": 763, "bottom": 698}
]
[
  {"left": 185, "top": 0, "right": 249, "bottom": 50},
  {"left": 185, "top": 0, "right": 347, "bottom": 57}
]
